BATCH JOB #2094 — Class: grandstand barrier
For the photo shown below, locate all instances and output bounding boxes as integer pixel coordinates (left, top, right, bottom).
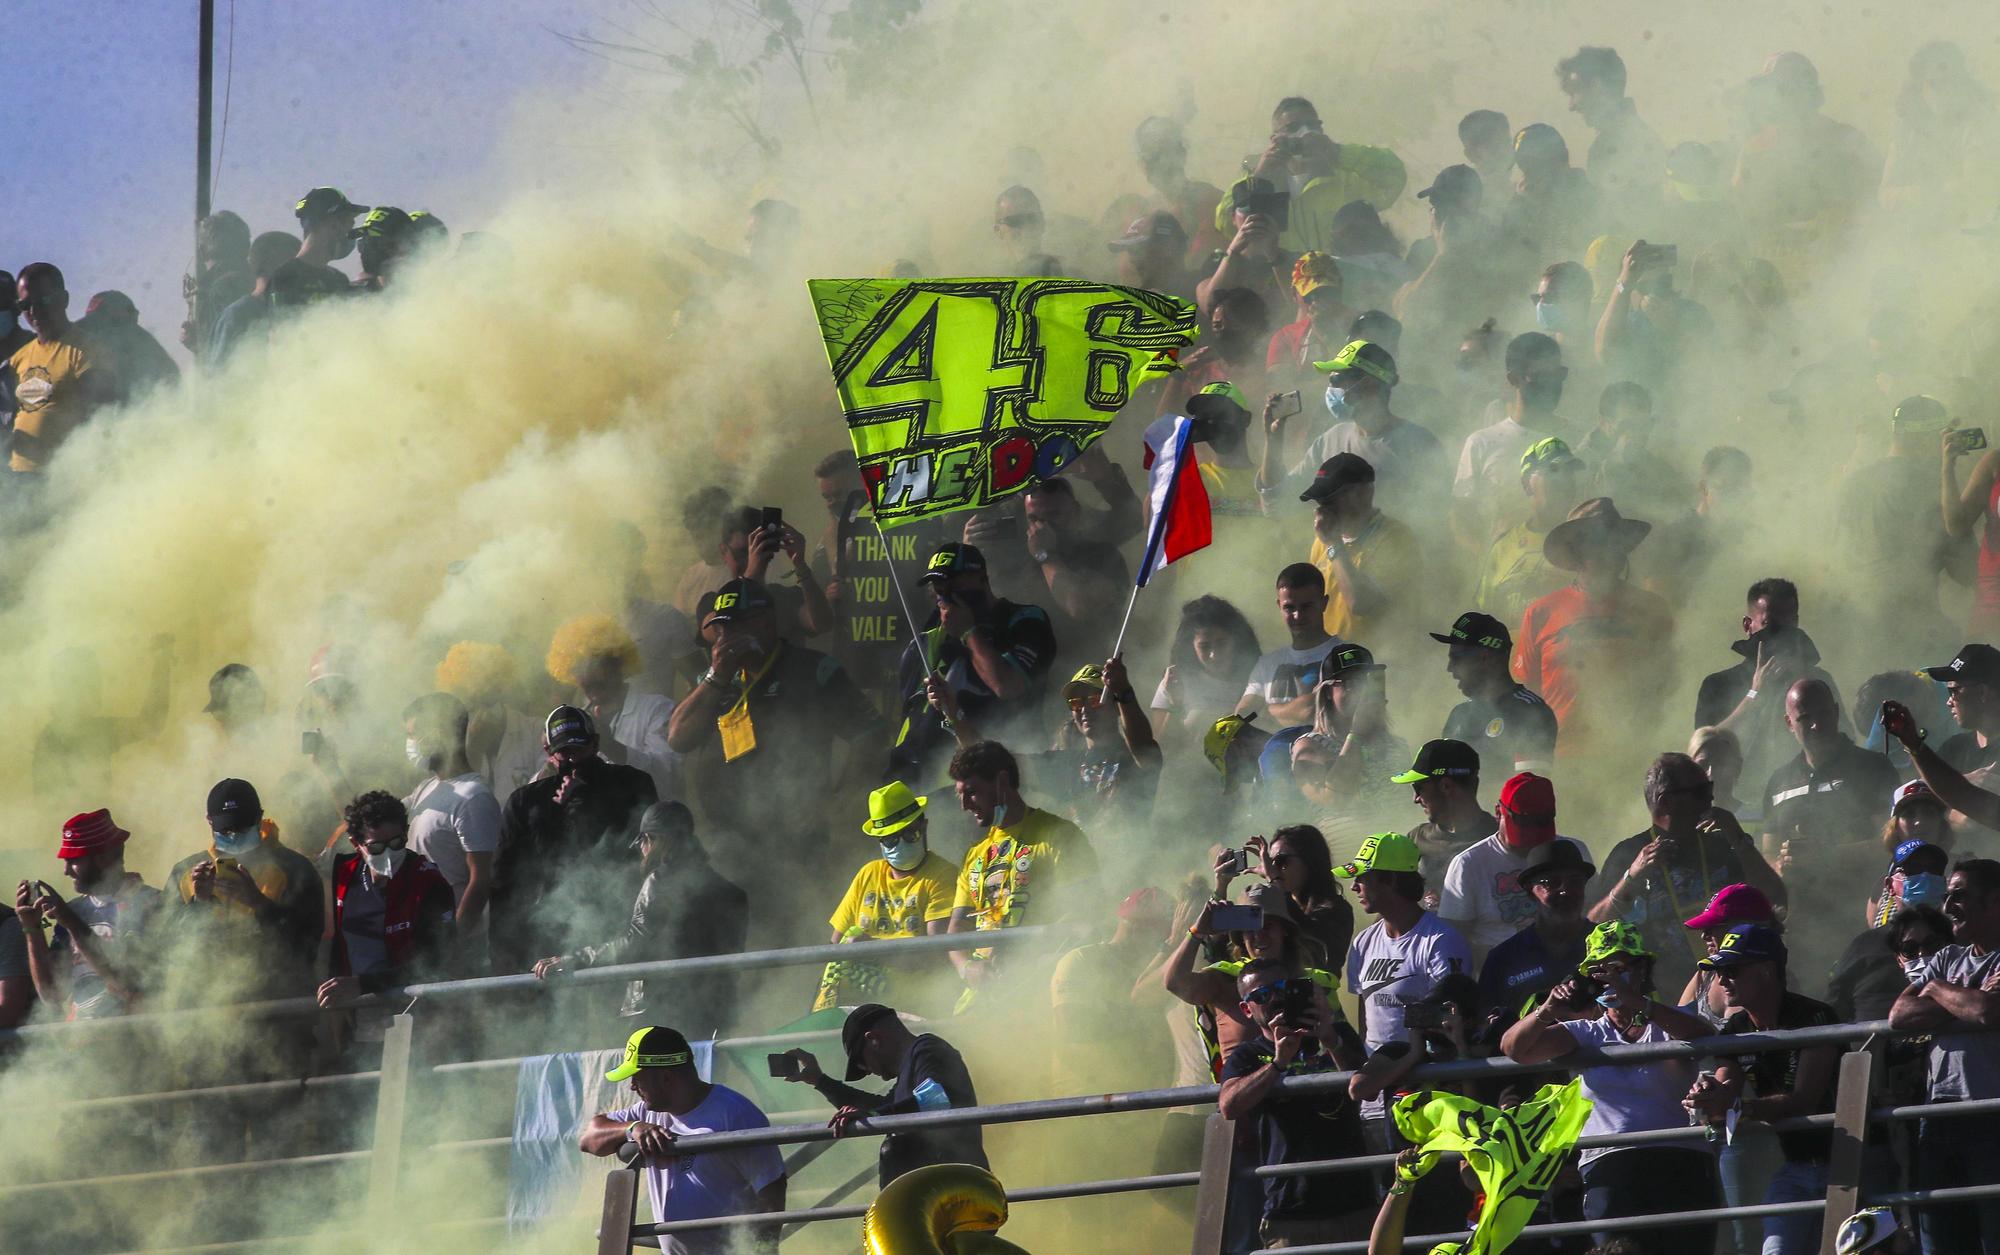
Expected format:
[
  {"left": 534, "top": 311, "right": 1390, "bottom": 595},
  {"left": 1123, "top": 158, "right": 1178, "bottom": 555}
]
[{"left": 3, "top": 927, "right": 1994, "bottom": 1255}]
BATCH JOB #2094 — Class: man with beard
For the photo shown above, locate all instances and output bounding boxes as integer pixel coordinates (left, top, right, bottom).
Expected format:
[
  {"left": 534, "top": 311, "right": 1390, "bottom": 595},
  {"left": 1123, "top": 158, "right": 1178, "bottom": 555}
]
[
  {"left": 1431, "top": 611, "right": 1558, "bottom": 778},
  {"left": 1889, "top": 858, "right": 2000, "bottom": 1252},
  {"left": 1693, "top": 579, "right": 1843, "bottom": 798},
  {"left": 491, "top": 706, "right": 657, "bottom": 972},
  {"left": 8, "top": 263, "right": 117, "bottom": 475},
  {"left": 1591, "top": 753, "right": 1786, "bottom": 995},
  {"left": 1301, "top": 453, "right": 1421, "bottom": 652},
  {"left": 290, "top": 186, "right": 369, "bottom": 298},
  {"left": 1477, "top": 838, "right": 1596, "bottom": 1028},
  {"left": 888, "top": 545, "right": 1056, "bottom": 787},
  {"left": 1433, "top": 770, "right": 1589, "bottom": 962},
  {"left": 13, "top": 809, "right": 160, "bottom": 1018}
]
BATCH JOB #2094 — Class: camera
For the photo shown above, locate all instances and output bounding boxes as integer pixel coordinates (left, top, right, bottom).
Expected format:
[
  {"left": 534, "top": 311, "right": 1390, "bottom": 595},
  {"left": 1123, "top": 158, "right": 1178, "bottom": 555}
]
[
  {"left": 1404, "top": 1002, "right": 1450, "bottom": 1031},
  {"left": 1235, "top": 183, "right": 1291, "bottom": 232}
]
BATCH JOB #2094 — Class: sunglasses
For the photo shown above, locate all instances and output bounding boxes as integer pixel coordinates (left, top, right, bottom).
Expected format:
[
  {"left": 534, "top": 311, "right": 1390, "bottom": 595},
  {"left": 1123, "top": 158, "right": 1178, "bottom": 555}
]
[{"left": 1243, "top": 979, "right": 1302, "bottom": 1006}]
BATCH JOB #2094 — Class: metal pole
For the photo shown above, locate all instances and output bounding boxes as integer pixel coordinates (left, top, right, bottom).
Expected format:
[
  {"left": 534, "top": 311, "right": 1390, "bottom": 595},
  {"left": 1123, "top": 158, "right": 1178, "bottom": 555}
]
[
  {"left": 366, "top": 1013, "right": 416, "bottom": 1217},
  {"left": 1188, "top": 1113, "right": 1235, "bottom": 1255},
  {"left": 596, "top": 1161, "right": 640, "bottom": 1255},
  {"left": 196, "top": 0, "right": 214, "bottom": 222},
  {"left": 1820, "top": 1048, "right": 1876, "bottom": 1255}
]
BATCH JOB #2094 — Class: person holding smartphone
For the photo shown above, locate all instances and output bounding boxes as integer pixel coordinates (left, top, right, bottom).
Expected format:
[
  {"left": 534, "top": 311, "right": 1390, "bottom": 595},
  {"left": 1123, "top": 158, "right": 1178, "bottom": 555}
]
[
  {"left": 13, "top": 809, "right": 160, "bottom": 1020},
  {"left": 775, "top": 1002, "right": 984, "bottom": 1187}
]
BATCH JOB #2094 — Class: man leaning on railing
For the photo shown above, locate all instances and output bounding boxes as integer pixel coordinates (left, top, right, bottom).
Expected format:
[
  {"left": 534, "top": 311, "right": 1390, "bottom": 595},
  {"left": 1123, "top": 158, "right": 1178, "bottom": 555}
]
[
  {"left": 1888, "top": 856, "right": 2000, "bottom": 1253},
  {"left": 580, "top": 1025, "right": 787, "bottom": 1255}
]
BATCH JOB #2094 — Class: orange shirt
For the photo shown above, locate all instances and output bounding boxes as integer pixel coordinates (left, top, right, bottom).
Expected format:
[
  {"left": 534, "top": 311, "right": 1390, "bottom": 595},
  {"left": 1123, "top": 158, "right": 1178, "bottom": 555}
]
[{"left": 1514, "top": 583, "right": 1675, "bottom": 755}]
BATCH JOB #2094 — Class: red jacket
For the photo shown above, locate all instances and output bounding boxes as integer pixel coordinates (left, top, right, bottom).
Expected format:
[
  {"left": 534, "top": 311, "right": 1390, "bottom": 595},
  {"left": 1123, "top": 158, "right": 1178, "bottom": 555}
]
[{"left": 330, "top": 851, "right": 456, "bottom": 991}]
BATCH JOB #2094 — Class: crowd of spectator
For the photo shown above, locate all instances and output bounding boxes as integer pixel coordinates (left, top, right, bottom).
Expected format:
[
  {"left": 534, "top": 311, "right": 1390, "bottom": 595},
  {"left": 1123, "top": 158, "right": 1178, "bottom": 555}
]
[{"left": 8, "top": 34, "right": 2000, "bottom": 1255}]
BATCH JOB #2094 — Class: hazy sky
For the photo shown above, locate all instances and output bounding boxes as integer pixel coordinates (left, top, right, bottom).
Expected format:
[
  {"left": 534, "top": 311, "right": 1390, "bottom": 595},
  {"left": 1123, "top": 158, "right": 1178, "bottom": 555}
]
[{"left": 12, "top": 1, "right": 611, "bottom": 346}]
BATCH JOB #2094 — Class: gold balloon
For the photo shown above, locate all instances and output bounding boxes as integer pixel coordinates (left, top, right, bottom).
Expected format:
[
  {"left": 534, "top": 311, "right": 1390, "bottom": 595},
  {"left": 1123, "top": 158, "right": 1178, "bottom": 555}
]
[{"left": 861, "top": 1163, "right": 1032, "bottom": 1255}]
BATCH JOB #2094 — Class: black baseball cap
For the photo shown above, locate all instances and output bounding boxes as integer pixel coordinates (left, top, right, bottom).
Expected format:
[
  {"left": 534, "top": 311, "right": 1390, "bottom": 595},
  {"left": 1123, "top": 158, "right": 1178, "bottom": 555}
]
[
  {"left": 920, "top": 542, "right": 987, "bottom": 583},
  {"left": 295, "top": 187, "right": 370, "bottom": 224},
  {"left": 1923, "top": 643, "right": 2000, "bottom": 687},
  {"left": 1391, "top": 739, "right": 1480, "bottom": 785},
  {"left": 206, "top": 778, "right": 263, "bottom": 827},
  {"left": 1698, "top": 924, "right": 1789, "bottom": 971},
  {"left": 1430, "top": 611, "right": 1512, "bottom": 652},
  {"left": 1416, "top": 164, "right": 1482, "bottom": 216},
  {"left": 841, "top": 1003, "right": 898, "bottom": 1080},
  {"left": 1518, "top": 838, "right": 1597, "bottom": 888},
  {"left": 1328, "top": 642, "right": 1385, "bottom": 676},
  {"left": 544, "top": 704, "right": 596, "bottom": 750},
  {"left": 701, "top": 578, "right": 775, "bottom": 624},
  {"left": 1299, "top": 452, "right": 1375, "bottom": 503}
]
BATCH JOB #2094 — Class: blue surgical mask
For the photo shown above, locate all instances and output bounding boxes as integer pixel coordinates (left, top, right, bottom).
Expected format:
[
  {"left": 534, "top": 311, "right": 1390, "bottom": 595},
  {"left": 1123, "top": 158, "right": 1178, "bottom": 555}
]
[
  {"left": 1534, "top": 301, "right": 1566, "bottom": 332},
  {"left": 212, "top": 825, "right": 261, "bottom": 856},
  {"left": 1324, "top": 383, "right": 1350, "bottom": 419},
  {"left": 1900, "top": 871, "right": 1946, "bottom": 909},
  {"left": 991, "top": 801, "right": 1009, "bottom": 830},
  {"left": 880, "top": 835, "right": 927, "bottom": 872}
]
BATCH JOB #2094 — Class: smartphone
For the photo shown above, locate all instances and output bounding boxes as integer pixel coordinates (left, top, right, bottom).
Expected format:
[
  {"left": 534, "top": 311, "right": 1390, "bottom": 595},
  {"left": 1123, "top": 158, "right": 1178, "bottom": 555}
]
[
  {"left": 761, "top": 506, "right": 784, "bottom": 533},
  {"left": 213, "top": 856, "right": 240, "bottom": 878},
  {"left": 301, "top": 729, "right": 322, "bottom": 757},
  {"left": 767, "top": 1052, "right": 801, "bottom": 1080},
  {"left": 1210, "top": 904, "right": 1265, "bottom": 933},
  {"left": 1964, "top": 427, "right": 1989, "bottom": 452},
  {"left": 1217, "top": 847, "right": 1247, "bottom": 879},
  {"left": 982, "top": 511, "right": 1021, "bottom": 541},
  {"left": 1404, "top": 1003, "right": 1448, "bottom": 1031},
  {"left": 1276, "top": 391, "right": 1302, "bottom": 419},
  {"left": 1238, "top": 187, "right": 1291, "bottom": 232}
]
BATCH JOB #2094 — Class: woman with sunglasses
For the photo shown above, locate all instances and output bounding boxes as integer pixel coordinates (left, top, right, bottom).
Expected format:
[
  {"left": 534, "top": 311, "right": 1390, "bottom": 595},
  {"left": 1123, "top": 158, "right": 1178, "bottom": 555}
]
[
  {"left": 1500, "top": 921, "right": 1721, "bottom": 1255},
  {"left": 1248, "top": 824, "right": 1354, "bottom": 972}
]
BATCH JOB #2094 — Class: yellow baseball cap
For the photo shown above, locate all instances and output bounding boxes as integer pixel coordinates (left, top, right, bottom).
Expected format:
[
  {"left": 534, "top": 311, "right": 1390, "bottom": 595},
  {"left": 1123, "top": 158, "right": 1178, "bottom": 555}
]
[
  {"left": 1334, "top": 832, "right": 1422, "bottom": 878},
  {"left": 1062, "top": 663, "right": 1108, "bottom": 701},
  {"left": 604, "top": 1026, "right": 693, "bottom": 1082}
]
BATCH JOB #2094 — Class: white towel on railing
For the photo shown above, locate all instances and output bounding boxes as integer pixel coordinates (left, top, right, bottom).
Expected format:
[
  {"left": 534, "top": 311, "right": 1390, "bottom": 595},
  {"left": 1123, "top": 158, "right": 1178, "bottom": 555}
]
[{"left": 507, "top": 1043, "right": 715, "bottom": 1233}]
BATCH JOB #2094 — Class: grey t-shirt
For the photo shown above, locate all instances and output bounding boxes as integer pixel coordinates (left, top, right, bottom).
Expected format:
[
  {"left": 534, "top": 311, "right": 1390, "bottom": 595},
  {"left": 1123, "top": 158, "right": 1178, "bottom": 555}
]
[{"left": 1921, "top": 943, "right": 2000, "bottom": 1101}]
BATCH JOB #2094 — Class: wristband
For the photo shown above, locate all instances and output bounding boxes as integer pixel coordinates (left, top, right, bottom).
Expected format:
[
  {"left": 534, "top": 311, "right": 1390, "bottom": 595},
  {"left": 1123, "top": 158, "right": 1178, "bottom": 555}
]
[
  {"left": 626, "top": 1120, "right": 642, "bottom": 1140},
  {"left": 1387, "top": 1180, "right": 1414, "bottom": 1197},
  {"left": 1188, "top": 925, "right": 1204, "bottom": 940}
]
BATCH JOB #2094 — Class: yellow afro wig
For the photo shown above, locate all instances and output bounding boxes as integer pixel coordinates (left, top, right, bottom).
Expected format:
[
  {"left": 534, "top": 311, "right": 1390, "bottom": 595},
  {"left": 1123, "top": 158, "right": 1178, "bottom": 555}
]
[
  {"left": 545, "top": 615, "right": 642, "bottom": 687},
  {"left": 435, "top": 642, "right": 519, "bottom": 704}
]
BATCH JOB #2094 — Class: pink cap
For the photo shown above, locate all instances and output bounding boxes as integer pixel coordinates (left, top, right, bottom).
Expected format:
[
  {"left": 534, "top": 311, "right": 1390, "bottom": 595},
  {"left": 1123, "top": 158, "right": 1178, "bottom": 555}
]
[{"left": 1683, "top": 882, "right": 1775, "bottom": 931}]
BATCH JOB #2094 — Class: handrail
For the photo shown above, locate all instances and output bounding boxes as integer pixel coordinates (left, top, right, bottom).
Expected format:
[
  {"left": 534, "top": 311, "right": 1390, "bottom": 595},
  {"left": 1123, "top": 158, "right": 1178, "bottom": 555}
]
[
  {"left": 638, "top": 1017, "right": 1904, "bottom": 1157},
  {"left": 0, "top": 924, "right": 1064, "bottom": 1041}
]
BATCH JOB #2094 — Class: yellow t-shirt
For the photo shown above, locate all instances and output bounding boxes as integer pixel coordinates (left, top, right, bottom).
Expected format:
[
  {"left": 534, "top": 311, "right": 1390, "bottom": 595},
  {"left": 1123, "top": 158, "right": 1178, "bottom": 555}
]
[
  {"left": 1198, "top": 462, "right": 1263, "bottom": 518},
  {"left": 1474, "top": 521, "right": 1560, "bottom": 627},
  {"left": 1309, "top": 513, "right": 1422, "bottom": 641},
  {"left": 9, "top": 332, "right": 100, "bottom": 472},
  {"left": 828, "top": 851, "right": 957, "bottom": 939},
  {"left": 952, "top": 806, "right": 1097, "bottom": 931}
]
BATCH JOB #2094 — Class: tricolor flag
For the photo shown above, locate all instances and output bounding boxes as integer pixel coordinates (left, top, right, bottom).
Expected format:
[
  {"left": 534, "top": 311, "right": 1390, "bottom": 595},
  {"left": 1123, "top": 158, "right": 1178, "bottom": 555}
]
[{"left": 1136, "top": 413, "right": 1213, "bottom": 587}]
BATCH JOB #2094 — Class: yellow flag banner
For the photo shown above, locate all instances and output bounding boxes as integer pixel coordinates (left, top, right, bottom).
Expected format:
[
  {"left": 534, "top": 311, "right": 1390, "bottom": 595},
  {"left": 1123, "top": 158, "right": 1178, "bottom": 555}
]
[
  {"left": 1390, "top": 1079, "right": 1594, "bottom": 1255},
  {"left": 808, "top": 278, "right": 1200, "bottom": 527}
]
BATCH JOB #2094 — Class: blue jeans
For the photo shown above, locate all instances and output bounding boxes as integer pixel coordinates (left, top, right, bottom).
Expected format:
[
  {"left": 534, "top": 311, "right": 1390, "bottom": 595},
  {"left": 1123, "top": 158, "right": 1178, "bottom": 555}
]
[
  {"left": 1760, "top": 1159, "right": 1828, "bottom": 1255},
  {"left": 1718, "top": 1121, "right": 1781, "bottom": 1255},
  {"left": 1918, "top": 1114, "right": 2000, "bottom": 1254}
]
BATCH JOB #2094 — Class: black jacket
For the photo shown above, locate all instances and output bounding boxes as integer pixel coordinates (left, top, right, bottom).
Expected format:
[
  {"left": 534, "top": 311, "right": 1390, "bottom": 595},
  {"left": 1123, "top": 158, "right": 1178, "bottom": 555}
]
[
  {"left": 811, "top": 1033, "right": 987, "bottom": 1185},
  {"left": 490, "top": 758, "right": 656, "bottom": 971},
  {"left": 573, "top": 856, "right": 749, "bottom": 1031}
]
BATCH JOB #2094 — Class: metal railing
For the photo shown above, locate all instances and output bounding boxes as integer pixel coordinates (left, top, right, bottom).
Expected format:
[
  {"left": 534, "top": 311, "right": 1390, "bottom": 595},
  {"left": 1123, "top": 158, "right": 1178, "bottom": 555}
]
[
  {"left": 592, "top": 1018, "right": 2000, "bottom": 1255},
  {"left": 4, "top": 929, "right": 1992, "bottom": 1255}
]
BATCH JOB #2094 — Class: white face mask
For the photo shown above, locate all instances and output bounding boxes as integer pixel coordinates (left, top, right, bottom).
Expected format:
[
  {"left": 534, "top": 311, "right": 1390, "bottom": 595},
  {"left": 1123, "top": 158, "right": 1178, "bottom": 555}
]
[
  {"left": 365, "top": 847, "right": 408, "bottom": 878},
  {"left": 880, "top": 835, "right": 927, "bottom": 872},
  {"left": 212, "top": 826, "right": 261, "bottom": 856},
  {"left": 405, "top": 737, "right": 425, "bottom": 765}
]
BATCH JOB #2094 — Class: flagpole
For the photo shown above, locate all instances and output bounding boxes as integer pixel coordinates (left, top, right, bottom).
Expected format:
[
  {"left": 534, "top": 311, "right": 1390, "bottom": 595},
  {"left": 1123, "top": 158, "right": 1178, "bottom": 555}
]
[
  {"left": 1110, "top": 582, "right": 1142, "bottom": 660},
  {"left": 870, "top": 515, "right": 936, "bottom": 672}
]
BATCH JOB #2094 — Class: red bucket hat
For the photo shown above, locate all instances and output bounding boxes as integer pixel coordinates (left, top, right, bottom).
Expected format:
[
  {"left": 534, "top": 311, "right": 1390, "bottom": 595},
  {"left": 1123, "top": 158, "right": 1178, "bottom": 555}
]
[{"left": 57, "top": 809, "right": 130, "bottom": 859}]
